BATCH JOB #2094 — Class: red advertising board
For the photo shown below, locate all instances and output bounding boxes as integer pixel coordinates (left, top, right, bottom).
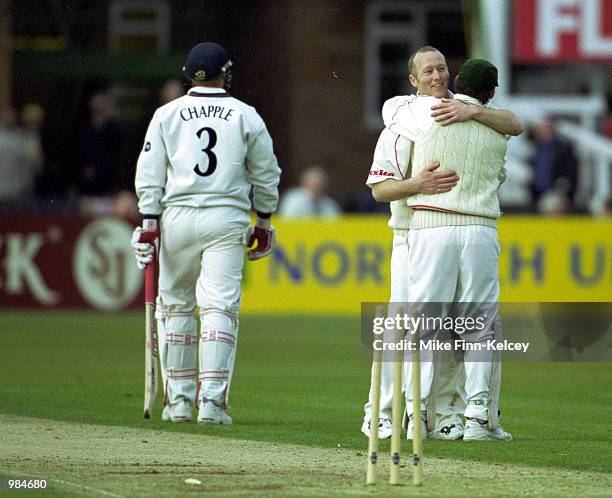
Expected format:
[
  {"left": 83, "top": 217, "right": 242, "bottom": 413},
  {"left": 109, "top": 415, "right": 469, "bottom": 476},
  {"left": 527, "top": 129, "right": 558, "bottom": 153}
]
[
  {"left": 513, "top": 0, "right": 612, "bottom": 63},
  {"left": 0, "top": 215, "right": 143, "bottom": 310}
]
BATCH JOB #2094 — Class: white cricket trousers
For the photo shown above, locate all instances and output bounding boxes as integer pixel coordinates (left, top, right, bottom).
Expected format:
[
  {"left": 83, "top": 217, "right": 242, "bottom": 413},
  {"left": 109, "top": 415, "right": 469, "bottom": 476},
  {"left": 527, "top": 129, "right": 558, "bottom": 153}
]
[
  {"left": 156, "top": 205, "right": 249, "bottom": 409},
  {"left": 405, "top": 224, "right": 500, "bottom": 421},
  {"left": 363, "top": 229, "right": 410, "bottom": 422},
  {"left": 363, "top": 229, "right": 466, "bottom": 427}
]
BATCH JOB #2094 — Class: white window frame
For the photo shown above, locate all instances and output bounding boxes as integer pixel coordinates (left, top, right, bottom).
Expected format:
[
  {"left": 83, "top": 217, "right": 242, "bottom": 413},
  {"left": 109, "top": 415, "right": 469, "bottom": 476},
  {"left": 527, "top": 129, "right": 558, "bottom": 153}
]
[{"left": 363, "top": 1, "right": 460, "bottom": 131}]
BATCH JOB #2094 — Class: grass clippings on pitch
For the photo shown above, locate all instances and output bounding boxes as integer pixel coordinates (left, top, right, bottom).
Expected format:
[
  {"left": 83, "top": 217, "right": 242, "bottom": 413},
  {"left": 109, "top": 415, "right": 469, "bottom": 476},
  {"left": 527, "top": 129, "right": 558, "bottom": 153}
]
[{"left": 2, "top": 414, "right": 611, "bottom": 498}]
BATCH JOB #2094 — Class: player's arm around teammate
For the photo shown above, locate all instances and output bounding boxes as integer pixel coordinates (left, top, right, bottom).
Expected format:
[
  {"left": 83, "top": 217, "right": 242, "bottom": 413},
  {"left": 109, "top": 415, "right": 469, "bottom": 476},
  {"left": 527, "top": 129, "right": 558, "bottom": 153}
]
[
  {"left": 371, "top": 162, "right": 458, "bottom": 202},
  {"left": 430, "top": 98, "right": 523, "bottom": 136}
]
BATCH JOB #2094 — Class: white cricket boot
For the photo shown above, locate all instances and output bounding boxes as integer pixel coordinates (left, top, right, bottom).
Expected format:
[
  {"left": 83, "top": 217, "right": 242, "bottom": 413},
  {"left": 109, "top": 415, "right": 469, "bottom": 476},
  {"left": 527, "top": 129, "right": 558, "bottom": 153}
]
[
  {"left": 161, "top": 398, "right": 192, "bottom": 423},
  {"left": 405, "top": 410, "right": 428, "bottom": 441},
  {"left": 430, "top": 422, "right": 464, "bottom": 440},
  {"left": 197, "top": 400, "right": 233, "bottom": 425},
  {"left": 464, "top": 417, "right": 512, "bottom": 441},
  {"left": 361, "top": 418, "right": 393, "bottom": 440}
]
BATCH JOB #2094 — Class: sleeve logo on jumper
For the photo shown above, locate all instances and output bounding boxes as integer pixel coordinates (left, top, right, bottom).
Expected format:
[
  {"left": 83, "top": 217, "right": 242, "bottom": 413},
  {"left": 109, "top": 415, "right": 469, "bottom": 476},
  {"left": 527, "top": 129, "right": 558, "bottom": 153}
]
[
  {"left": 144, "top": 142, "right": 151, "bottom": 152},
  {"left": 369, "top": 169, "right": 394, "bottom": 177}
]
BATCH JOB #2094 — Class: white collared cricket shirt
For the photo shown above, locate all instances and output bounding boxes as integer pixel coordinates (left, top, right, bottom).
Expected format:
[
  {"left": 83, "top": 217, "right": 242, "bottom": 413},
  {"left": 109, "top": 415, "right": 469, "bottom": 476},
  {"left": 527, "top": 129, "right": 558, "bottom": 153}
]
[{"left": 135, "top": 88, "right": 280, "bottom": 217}]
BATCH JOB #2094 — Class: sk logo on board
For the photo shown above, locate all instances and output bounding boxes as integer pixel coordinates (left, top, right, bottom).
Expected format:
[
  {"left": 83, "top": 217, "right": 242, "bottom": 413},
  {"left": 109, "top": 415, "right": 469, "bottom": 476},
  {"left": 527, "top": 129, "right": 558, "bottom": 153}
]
[{"left": 144, "top": 142, "right": 151, "bottom": 152}]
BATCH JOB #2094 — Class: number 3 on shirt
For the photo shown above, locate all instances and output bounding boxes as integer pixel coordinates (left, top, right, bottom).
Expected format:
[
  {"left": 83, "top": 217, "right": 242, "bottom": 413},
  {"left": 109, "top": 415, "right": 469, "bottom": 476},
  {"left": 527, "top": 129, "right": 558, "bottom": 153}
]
[{"left": 194, "top": 127, "right": 217, "bottom": 177}]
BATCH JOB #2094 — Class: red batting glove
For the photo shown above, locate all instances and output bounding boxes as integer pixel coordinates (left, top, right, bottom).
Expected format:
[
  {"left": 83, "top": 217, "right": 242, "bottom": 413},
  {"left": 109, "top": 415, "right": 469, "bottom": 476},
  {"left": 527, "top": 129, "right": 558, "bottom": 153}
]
[
  {"left": 131, "top": 218, "right": 159, "bottom": 270},
  {"left": 246, "top": 225, "right": 276, "bottom": 260}
]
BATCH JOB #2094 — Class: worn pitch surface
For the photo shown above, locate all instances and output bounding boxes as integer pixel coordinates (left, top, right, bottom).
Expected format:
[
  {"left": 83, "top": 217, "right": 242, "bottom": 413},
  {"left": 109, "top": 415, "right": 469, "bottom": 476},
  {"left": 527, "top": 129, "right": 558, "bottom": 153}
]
[
  {"left": 1, "top": 312, "right": 611, "bottom": 496},
  {"left": 2, "top": 415, "right": 611, "bottom": 497}
]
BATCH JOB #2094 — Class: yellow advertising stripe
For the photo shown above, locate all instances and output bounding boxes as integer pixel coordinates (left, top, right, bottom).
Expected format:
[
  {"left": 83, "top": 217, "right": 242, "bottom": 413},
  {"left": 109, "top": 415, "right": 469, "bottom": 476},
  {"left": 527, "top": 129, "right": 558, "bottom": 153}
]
[
  {"left": 498, "top": 217, "right": 612, "bottom": 302},
  {"left": 241, "top": 216, "right": 612, "bottom": 314}
]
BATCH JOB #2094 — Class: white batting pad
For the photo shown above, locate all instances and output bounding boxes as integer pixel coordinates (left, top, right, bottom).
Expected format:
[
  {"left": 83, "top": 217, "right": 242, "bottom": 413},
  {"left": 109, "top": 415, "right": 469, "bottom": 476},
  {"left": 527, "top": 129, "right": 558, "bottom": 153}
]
[
  {"left": 199, "top": 311, "right": 237, "bottom": 408},
  {"left": 164, "top": 314, "right": 198, "bottom": 406}
]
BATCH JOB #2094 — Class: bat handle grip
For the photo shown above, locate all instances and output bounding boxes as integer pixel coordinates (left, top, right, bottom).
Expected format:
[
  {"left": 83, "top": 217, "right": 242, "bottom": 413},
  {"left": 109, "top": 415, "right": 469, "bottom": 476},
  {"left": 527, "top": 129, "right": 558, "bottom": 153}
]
[
  {"left": 142, "top": 217, "right": 159, "bottom": 305},
  {"left": 144, "top": 263, "right": 156, "bottom": 304}
]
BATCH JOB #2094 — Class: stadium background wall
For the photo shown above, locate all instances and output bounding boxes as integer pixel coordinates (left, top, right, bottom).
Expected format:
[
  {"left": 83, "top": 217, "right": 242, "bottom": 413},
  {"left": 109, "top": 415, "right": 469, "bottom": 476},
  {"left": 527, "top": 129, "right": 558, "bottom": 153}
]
[{"left": 0, "top": 216, "right": 610, "bottom": 313}]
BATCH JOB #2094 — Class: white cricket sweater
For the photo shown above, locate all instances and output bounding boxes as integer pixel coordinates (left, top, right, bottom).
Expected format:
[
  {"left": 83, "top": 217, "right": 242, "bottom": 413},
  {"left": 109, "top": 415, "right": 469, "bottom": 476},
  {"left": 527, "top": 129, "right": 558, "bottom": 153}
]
[{"left": 407, "top": 119, "right": 508, "bottom": 229}]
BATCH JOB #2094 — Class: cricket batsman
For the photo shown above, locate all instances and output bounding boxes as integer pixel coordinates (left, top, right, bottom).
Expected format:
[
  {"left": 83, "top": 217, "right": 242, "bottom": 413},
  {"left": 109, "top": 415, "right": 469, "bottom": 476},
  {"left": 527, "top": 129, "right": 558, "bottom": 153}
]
[{"left": 131, "top": 42, "right": 281, "bottom": 424}]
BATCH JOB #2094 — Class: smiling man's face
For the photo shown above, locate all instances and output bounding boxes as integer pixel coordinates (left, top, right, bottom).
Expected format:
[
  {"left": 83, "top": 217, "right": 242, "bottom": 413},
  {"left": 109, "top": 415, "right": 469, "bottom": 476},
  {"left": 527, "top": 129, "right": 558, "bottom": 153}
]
[{"left": 409, "top": 50, "right": 449, "bottom": 98}]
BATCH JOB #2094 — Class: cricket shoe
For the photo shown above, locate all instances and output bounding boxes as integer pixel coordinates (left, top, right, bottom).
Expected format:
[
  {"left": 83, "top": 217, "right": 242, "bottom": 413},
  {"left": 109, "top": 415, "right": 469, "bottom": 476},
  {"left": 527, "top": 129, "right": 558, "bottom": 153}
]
[
  {"left": 430, "top": 423, "right": 464, "bottom": 440},
  {"left": 464, "top": 417, "right": 512, "bottom": 441},
  {"left": 360, "top": 418, "right": 392, "bottom": 439},
  {"left": 197, "top": 400, "right": 233, "bottom": 425},
  {"left": 404, "top": 409, "right": 428, "bottom": 441},
  {"left": 161, "top": 399, "right": 192, "bottom": 423}
]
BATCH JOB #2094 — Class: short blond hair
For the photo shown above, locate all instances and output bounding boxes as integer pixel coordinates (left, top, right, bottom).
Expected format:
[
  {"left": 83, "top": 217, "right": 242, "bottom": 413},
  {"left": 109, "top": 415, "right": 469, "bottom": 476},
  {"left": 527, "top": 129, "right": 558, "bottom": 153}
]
[{"left": 408, "top": 46, "right": 443, "bottom": 75}]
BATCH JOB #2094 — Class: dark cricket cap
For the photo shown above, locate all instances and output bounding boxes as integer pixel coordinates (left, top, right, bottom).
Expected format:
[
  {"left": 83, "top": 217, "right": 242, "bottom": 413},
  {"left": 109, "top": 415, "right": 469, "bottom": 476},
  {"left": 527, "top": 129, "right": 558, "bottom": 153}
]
[
  {"left": 183, "top": 42, "right": 232, "bottom": 81},
  {"left": 457, "top": 59, "right": 498, "bottom": 93}
]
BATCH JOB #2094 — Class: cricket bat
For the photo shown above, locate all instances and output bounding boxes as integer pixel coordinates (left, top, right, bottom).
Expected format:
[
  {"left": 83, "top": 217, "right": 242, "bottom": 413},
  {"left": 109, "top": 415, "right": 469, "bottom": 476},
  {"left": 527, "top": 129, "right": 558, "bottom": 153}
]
[{"left": 142, "top": 220, "right": 159, "bottom": 419}]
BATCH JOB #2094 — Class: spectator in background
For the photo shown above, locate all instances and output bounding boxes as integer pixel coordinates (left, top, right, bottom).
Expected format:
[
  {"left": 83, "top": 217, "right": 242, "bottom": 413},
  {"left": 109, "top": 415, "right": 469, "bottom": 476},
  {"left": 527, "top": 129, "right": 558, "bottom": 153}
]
[
  {"left": 530, "top": 118, "right": 578, "bottom": 212},
  {"left": 0, "top": 105, "right": 40, "bottom": 210},
  {"left": 112, "top": 189, "right": 139, "bottom": 219},
  {"left": 278, "top": 165, "right": 341, "bottom": 218},
  {"left": 347, "top": 186, "right": 390, "bottom": 213},
  {"left": 537, "top": 189, "right": 571, "bottom": 216},
  {"left": 79, "top": 189, "right": 139, "bottom": 219},
  {"left": 20, "top": 103, "right": 45, "bottom": 175},
  {"left": 29, "top": 102, "right": 69, "bottom": 205},
  {"left": 75, "top": 91, "right": 122, "bottom": 197},
  {"left": 159, "top": 78, "right": 185, "bottom": 104}
]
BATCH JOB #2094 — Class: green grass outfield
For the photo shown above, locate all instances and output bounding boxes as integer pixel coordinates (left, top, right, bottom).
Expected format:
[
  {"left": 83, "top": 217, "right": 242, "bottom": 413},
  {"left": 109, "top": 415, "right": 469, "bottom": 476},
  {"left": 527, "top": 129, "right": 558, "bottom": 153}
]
[{"left": 1, "top": 310, "right": 611, "bottom": 497}]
